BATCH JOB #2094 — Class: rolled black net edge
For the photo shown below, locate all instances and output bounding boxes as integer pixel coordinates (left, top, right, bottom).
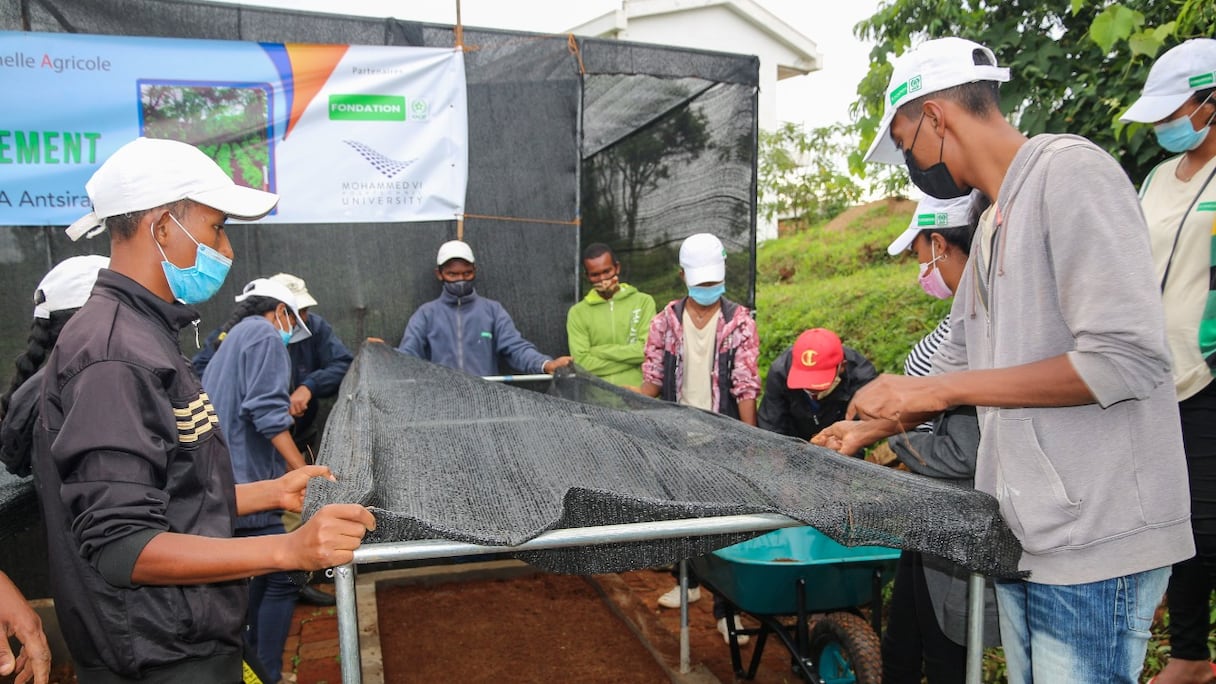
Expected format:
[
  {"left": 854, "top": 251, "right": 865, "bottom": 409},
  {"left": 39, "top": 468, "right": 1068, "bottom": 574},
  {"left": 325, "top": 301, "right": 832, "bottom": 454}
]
[{"left": 304, "top": 345, "right": 1025, "bottom": 579}]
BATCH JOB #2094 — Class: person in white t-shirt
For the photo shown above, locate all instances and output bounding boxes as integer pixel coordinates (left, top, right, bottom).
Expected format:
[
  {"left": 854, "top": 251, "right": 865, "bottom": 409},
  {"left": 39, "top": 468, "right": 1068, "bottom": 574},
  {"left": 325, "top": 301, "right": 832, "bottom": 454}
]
[{"left": 632, "top": 233, "right": 761, "bottom": 643}]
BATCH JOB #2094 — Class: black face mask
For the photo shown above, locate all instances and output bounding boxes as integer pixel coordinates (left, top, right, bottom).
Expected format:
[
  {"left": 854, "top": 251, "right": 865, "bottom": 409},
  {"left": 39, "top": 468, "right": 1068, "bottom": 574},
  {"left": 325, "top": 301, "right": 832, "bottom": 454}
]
[
  {"left": 443, "top": 280, "right": 475, "bottom": 298},
  {"left": 904, "top": 113, "right": 971, "bottom": 199}
]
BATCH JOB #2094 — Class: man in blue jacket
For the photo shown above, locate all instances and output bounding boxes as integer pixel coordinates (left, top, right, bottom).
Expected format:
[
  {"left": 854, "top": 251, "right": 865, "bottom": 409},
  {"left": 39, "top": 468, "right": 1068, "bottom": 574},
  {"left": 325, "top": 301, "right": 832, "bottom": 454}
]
[
  {"left": 266, "top": 273, "right": 353, "bottom": 442},
  {"left": 193, "top": 272, "right": 354, "bottom": 607},
  {"left": 398, "top": 240, "right": 571, "bottom": 376},
  {"left": 193, "top": 273, "right": 352, "bottom": 442}
]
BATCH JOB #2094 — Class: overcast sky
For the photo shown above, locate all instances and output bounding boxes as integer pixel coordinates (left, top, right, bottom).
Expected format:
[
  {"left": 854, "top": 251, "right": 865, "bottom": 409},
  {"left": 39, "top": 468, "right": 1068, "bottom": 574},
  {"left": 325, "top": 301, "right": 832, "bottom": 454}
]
[{"left": 206, "top": 0, "right": 884, "bottom": 131}]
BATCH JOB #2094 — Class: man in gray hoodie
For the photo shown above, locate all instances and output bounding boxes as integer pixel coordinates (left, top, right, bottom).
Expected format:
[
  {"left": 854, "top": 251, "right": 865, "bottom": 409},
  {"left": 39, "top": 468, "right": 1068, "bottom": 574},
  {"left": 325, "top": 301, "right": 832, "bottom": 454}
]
[{"left": 813, "top": 37, "right": 1194, "bottom": 683}]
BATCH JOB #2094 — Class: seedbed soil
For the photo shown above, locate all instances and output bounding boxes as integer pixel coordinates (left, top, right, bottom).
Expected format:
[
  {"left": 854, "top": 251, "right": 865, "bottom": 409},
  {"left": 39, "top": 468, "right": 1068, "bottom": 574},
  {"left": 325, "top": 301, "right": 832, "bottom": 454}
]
[{"left": 375, "top": 567, "right": 820, "bottom": 683}]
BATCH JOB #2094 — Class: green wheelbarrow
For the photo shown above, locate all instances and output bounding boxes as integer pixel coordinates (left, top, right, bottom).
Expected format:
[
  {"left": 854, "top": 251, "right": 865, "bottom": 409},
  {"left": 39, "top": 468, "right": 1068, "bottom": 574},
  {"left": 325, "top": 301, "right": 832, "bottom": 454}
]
[{"left": 689, "top": 526, "right": 899, "bottom": 684}]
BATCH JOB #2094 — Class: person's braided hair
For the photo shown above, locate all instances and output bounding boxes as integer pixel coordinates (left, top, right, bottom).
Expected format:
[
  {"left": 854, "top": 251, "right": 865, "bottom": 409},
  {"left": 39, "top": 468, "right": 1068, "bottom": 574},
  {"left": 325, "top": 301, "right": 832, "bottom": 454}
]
[
  {"left": 0, "top": 309, "right": 75, "bottom": 423},
  {"left": 211, "top": 295, "right": 282, "bottom": 351}
]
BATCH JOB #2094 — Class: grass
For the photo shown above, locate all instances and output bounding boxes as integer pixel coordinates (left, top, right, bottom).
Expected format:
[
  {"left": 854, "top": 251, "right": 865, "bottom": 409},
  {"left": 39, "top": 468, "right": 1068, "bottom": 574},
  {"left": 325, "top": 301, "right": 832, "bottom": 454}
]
[{"left": 755, "top": 198, "right": 946, "bottom": 383}]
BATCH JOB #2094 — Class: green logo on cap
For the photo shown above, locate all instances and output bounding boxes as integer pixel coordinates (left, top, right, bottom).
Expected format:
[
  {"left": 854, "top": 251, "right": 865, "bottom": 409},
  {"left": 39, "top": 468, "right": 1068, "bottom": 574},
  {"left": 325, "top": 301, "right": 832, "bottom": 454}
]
[
  {"left": 1189, "top": 72, "right": 1216, "bottom": 89},
  {"left": 328, "top": 94, "right": 407, "bottom": 121},
  {"left": 1197, "top": 201, "right": 1216, "bottom": 212},
  {"left": 916, "top": 212, "right": 948, "bottom": 227},
  {"left": 889, "top": 75, "right": 923, "bottom": 107},
  {"left": 890, "top": 82, "right": 908, "bottom": 106}
]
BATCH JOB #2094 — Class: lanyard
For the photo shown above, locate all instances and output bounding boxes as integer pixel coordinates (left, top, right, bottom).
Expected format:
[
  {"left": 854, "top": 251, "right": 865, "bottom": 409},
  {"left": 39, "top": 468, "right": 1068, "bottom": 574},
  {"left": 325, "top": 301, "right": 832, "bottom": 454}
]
[{"left": 1156, "top": 161, "right": 1216, "bottom": 291}]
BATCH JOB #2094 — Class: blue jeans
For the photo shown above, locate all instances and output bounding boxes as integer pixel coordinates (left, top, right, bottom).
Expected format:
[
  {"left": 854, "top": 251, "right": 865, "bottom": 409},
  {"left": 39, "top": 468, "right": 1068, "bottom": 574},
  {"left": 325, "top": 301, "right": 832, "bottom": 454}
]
[
  {"left": 995, "top": 567, "right": 1170, "bottom": 683},
  {"left": 237, "top": 523, "right": 300, "bottom": 682}
]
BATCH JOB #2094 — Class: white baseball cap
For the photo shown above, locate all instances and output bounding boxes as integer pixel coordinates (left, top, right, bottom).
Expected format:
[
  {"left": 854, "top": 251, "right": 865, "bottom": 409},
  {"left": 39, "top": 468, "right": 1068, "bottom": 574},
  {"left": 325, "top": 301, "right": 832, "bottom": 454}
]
[
  {"left": 1121, "top": 39, "right": 1216, "bottom": 124},
  {"left": 864, "top": 37, "right": 1011, "bottom": 165},
  {"left": 235, "top": 278, "right": 312, "bottom": 343},
  {"left": 269, "top": 272, "right": 319, "bottom": 309},
  {"left": 33, "top": 255, "right": 110, "bottom": 318},
  {"left": 66, "top": 137, "right": 279, "bottom": 241},
  {"left": 887, "top": 191, "right": 982, "bottom": 255},
  {"left": 679, "top": 233, "right": 727, "bottom": 286},
  {"left": 436, "top": 240, "right": 475, "bottom": 266}
]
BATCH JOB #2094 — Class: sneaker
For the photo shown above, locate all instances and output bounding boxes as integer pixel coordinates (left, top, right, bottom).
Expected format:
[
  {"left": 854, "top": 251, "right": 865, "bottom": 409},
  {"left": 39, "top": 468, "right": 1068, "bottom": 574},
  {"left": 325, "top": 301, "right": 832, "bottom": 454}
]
[
  {"left": 717, "top": 616, "right": 750, "bottom": 645},
  {"left": 657, "top": 584, "right": 701, "bottom": 608}
]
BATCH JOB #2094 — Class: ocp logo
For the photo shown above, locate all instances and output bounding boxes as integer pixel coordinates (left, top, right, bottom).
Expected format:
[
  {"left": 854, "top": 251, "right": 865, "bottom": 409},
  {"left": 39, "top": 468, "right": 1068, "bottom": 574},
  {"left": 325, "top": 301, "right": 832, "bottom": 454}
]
[
  {"left": 329, "top": 94, "right": 406, "bottom": 121},
  {"left": 410, "top": 99, "right": 429, "bottom": 120}
]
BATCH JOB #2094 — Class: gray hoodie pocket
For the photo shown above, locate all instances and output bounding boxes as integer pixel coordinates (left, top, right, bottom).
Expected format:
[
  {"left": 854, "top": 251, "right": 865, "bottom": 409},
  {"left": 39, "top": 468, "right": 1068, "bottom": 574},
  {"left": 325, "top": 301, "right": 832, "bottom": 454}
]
[{"left": 994, "top": 415, "right": 1080, "bottom": 553}]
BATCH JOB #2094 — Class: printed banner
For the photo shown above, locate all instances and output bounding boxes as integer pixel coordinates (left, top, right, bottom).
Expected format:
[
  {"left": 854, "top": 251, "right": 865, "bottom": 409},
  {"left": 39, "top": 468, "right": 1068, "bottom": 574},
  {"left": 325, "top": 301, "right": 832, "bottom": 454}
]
[{"left": 0, "top": 31, "right": 468, "bottom": 225}]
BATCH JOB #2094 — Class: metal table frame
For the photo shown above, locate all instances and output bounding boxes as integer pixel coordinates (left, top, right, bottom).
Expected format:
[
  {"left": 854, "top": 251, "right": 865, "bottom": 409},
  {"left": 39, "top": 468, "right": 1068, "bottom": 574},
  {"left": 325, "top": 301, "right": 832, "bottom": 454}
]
[{"left": 331, "top": 513, "right": 989, "bottom": 683}]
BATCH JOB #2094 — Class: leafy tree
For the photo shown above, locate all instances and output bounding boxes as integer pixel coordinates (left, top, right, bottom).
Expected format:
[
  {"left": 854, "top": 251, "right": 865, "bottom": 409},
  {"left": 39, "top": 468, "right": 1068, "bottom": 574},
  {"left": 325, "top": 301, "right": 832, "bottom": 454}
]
[
  {"left": 759, "top": 122, "right": 909, "bottom": 224},
  {"left": 849, "top": 0, "right": 1213, "bottom": 186},
  {"left": 1090, "top": 0, "right": 1216, "bottom": 145},
  {"left": 759, "top": 122, "right": 864, "bottom": 223}
]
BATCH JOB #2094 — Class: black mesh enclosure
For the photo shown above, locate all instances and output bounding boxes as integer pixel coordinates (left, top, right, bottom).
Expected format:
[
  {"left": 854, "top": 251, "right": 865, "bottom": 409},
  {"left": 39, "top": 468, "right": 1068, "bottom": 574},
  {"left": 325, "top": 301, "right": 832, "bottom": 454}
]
[
  {"left": 305, "top": 345, "right": 1023, "bottom": 578},
  {"left": 0, "top": 0, "right": 758, "bottom": 372},
  {"left": 0, "top": 0, "right": 760, "bottom": 597},
  {"left": 580, "top": 75, "right": 757, "bottom": 308}
]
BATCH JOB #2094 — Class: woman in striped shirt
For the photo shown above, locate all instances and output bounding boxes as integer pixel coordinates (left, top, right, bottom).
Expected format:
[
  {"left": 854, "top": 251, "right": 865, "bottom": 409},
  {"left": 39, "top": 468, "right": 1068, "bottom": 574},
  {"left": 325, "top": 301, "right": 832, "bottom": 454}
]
[{"left": 881, "top": 191, "right": 997, "bottom": 684}]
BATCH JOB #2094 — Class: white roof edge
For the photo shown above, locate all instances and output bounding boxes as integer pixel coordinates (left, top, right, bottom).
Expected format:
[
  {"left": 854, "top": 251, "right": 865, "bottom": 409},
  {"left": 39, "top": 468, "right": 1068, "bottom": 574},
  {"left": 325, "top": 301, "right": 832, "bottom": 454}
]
[
  {"left": 592, "top": 0, "right": 822, "bottom": 72},
  {"left": 566, "top": 9, "right": 627, "bottom": 37},
  {"left": 725, "top": 0, "right": 822, "bottom": 70}
]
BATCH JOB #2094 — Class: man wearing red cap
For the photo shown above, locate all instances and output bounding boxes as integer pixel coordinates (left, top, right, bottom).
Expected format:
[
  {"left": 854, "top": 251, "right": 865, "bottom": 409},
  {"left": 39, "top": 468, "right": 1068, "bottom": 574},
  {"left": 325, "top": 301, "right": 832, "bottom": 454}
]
[{"left": 758, "top": 328, "right": 877, "bottom": 440}]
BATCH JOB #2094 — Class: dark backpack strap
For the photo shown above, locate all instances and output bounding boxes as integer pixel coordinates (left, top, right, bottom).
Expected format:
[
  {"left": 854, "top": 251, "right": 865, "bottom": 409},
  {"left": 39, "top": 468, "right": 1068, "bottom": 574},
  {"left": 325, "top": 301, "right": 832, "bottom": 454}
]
[
  {"left": 716, "top": 347, "right": 739, "bottom": 419},
  {"left": 715, "top": 299, "right": 740, "bottom": 419},
  {"left": 672, "top": 297, "right": 687, "bottom": 320},
  {"left": 661, "top": 350, "right": 678, "bottom": 403},
  {"left": 718, "top": 297, "right": 739, "bottom": 322}
]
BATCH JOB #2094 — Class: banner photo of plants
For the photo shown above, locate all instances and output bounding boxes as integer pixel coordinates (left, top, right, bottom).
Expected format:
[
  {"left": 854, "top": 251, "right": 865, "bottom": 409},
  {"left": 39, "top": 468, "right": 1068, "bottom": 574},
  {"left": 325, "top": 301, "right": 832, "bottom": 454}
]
[{"left": 0, "top": 30, "right": 468, "bottom": 225}]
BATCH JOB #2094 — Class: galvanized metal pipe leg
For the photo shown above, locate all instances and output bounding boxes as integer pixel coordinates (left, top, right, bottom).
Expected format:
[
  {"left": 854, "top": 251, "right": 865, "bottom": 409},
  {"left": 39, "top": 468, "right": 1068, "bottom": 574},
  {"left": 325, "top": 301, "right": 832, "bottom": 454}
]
[
  {"left": 335, "top": 562, "right": 362, "bottom": 684},
  {"left": 964, "top": 572, "right": 985, "bottom": 684},
  {"left": 679, "top": 559, "right": 690, "bottom": 674}
]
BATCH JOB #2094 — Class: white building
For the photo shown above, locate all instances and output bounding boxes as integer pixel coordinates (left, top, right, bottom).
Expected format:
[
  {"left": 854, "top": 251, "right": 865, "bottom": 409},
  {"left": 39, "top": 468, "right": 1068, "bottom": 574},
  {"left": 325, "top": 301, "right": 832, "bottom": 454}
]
[{"left": 569, "top": 0, "right": 822, "bottom": 240}]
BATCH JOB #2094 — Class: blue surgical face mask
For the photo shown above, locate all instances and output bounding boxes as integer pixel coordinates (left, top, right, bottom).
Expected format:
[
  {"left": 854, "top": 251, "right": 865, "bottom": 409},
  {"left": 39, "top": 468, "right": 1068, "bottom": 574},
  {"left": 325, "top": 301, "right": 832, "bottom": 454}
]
[
  {"left": 274, "top": 310, "right": 293, "bottom": 346},
  {"left": 687, "top": 283, "right": 725, "bottom": 306},
  {"left": 154, "top": 214, "right": 232, "bottom": 305},
  {"left": 1154, "top": 94, "right": 1215, "bottom": 154}
]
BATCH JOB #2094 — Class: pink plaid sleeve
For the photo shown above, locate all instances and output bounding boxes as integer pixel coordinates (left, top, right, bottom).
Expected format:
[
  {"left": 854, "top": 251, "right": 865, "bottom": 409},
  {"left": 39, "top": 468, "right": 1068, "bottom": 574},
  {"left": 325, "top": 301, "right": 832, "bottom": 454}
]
[
  {"left": 641, "top": 307, "right": 669, "bottom": 387},
  {"left": 729, "top": 313, "right": 761, "bottom": 401}
]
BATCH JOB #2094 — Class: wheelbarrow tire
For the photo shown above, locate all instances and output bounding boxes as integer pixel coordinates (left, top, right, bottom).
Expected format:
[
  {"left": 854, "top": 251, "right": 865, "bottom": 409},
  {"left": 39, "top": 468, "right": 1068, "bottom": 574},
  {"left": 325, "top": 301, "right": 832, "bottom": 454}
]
[{"left": 807, "top": 612, "right": 882, "bottom": 684}]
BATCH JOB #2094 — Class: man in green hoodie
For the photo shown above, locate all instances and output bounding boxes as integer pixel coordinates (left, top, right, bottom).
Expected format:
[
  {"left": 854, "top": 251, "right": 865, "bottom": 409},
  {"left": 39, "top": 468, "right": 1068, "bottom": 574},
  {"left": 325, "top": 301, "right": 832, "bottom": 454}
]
[{"left": 566, "top": 243, "right": 656, "bottom": 386}]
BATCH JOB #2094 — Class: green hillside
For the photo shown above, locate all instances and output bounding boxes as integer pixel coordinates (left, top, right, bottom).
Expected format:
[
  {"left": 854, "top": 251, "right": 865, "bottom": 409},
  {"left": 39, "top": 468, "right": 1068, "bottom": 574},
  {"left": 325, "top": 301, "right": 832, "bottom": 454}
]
[{"left": 755, "top": 198, "right": 949, "bottom": 379}]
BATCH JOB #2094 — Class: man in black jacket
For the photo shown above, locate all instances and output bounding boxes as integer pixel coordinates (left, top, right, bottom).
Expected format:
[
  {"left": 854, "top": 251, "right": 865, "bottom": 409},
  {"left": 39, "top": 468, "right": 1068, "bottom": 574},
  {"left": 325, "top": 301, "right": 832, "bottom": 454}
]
[
  {"left": 35, "top": 137, "right": 375, "bottom": 682},
  {"left": 759, "top": 328, "right": 878, "bottom": 440}
]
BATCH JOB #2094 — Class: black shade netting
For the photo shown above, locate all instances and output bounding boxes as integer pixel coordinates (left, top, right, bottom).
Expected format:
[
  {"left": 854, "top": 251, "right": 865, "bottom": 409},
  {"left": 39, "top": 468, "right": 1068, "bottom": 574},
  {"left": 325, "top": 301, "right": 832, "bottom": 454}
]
[
  {"left": 304, "top": 344, "right": 1023, "bottom": 578},
  {"left": 0, "top": 470, "right": 34, "bottom": 543},
  {"left": 580, "top": 75, "right": 757, "bottom": 310},
  {"left": 0, "top": 469, "right": 52, "bottom": 597}
]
